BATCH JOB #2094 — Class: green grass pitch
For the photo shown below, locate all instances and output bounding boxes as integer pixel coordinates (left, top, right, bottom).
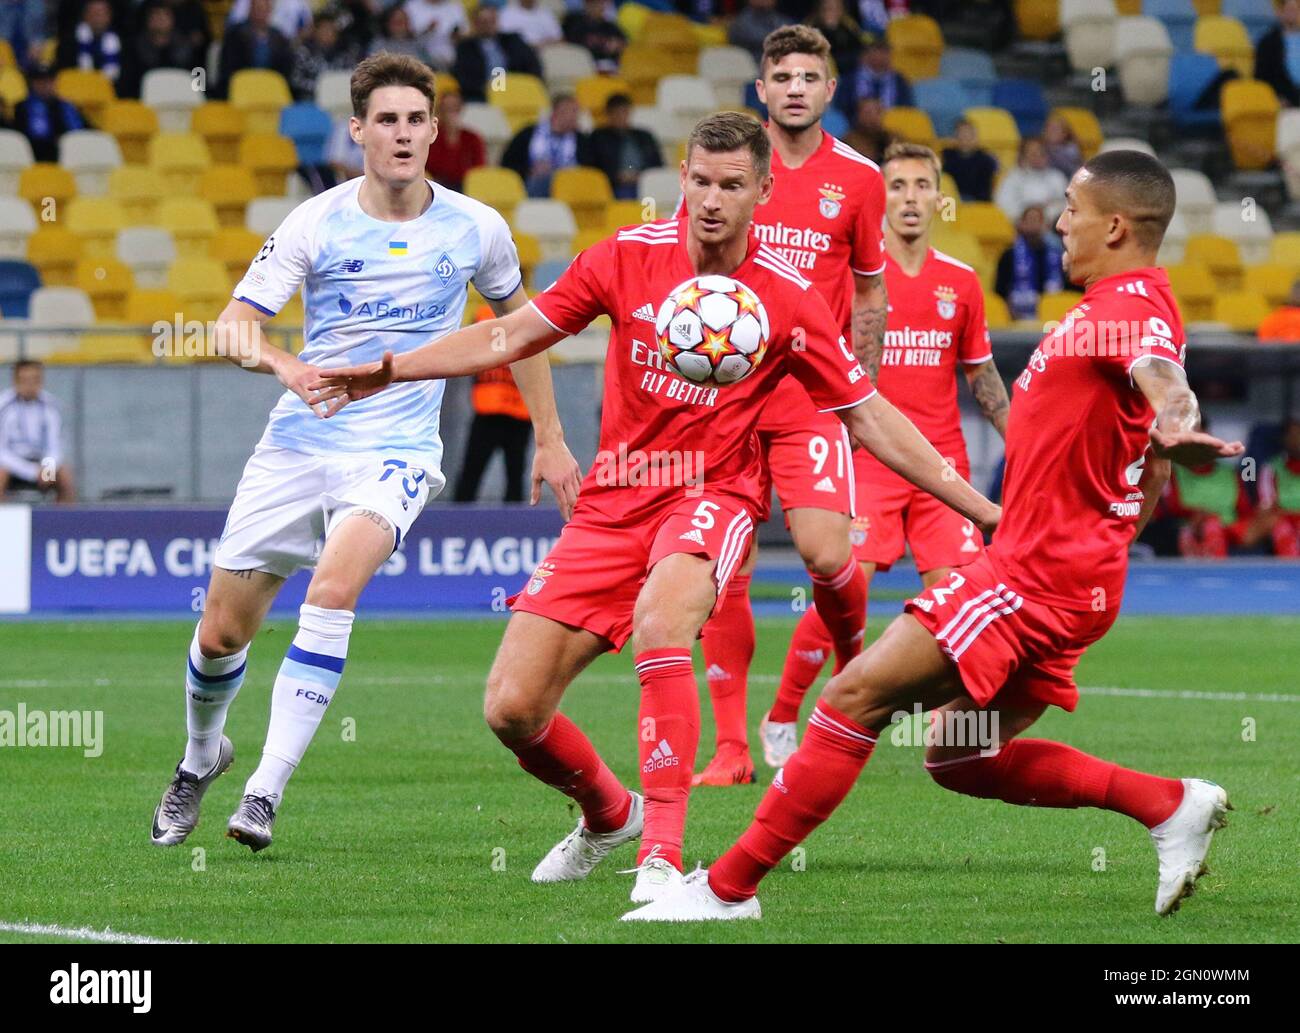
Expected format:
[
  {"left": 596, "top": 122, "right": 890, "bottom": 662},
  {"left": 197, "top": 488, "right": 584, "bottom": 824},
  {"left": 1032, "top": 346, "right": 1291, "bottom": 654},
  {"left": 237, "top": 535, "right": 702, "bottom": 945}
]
[{"left": 0, "top": 615, "right": 1296, "bottom": 943}]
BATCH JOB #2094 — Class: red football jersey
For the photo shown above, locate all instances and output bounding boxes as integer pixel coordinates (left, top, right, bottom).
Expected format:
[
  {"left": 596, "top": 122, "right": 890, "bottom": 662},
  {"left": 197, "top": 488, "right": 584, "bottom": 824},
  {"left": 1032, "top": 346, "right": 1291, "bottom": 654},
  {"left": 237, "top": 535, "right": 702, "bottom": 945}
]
[
  {"left": 872, "top": 247, "right": 991, "bottom": 462},
  {"left": 530, "top": 217, "right": 876, "bottom": 526},
  {"left": 991, "top": 267, "right": 1186, "bottom": 611}
]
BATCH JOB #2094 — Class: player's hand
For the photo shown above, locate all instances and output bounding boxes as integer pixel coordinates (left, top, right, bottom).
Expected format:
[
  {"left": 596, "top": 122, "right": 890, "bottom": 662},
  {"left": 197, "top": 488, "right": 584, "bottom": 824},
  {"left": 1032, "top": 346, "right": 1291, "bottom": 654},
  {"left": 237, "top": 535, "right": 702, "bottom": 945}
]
[
  {"left": 1150, "top": 426, "right": 1245, "bottom": 467},
  {"left": 531, "top": 437, "right": 581, "bottom": 521},
  {"left": 276, "top": 357, "right": 326, "bottom": 413},
  {"left": 976, "top": 503, "right": 1001, "bottom": 537},
  {"left": 307, "top": 352, "right": 396, "bottom": 418}
]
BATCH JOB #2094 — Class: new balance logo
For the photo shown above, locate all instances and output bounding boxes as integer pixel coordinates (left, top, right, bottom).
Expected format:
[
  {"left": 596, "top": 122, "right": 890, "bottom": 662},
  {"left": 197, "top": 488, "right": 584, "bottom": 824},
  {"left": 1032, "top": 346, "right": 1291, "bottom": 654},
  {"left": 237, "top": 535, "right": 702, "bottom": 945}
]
[
  {"left": 643, "top": 738, "right": 680, "bottom": 773},
  {"left": 706, "top": 663, "right": 730, "bottom": 682},
  {"left": 813, "top": 476, "right": 836, "bottom": 493},
  {"left": 679, "top": 528, "right": 706, "bottom": 546},
  {"left": 633, "top": 303, "right": 656, "bottom": 322}
]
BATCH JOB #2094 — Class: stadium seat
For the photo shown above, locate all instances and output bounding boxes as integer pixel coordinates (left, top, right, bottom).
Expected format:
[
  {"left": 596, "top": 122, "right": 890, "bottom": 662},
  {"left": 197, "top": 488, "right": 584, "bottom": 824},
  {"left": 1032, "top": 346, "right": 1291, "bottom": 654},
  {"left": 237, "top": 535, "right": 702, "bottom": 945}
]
[
  {"left": 1116, "top": 17, "right": 1175, "bottom": 106},
  {"left": 1166, "top": 262, "right": 1216, "bottom": 321},
  {"left": 1223, "top": 0, "right": 1276, "bottom": 41},
  {"left": 1185, "top": 234, "right": 1244, "bottom": 290},
  {"left": 168, "top": 256, "right": 232, "bottom": 322},
  {"left": 0, "top": 65, "right": 27, "bottom": 115},
  {"left": 1037, "top": 291, "right": 1086, "bottom": 325},
  {"left": 1144, "top": 0, "right": 1197, "bottom": 51},
  {"left": 615, "top": 1, "right": 652, "bottom": 41},
  {"left": 1196, "top": 15, "right": 1255, "bottom": 78},
  {"left": 575, "top": 75, "right": 634, "bottom": 124},
  {"left": 914, "top": 81, "right": 971, "bottom": 138},
  {"left": 157, "top": 197, "right": 219, "bottom": 258},
  {"left": 238, "top": 134, "right": 298, "bottom": 196},
  {"left": 605, "top": 199, "right": 647, "bottom": 232},
  {"left": 982, "top": 290, "right": 1011, "bottom": 329},
  {"left": 75, "top": 255, "right": 134, "bottom": 319},
  {"left": 512, "top": 199, "right": 577, "bottom": 263},
  {"left": 58, "top": 130, "right": 123, "bottom": 195},
  {"left": 65, "top": 196, "right": 124, "bottom": 257},
  {"left": 621, "top": 46, "right": 696, "bottom": 106},
  {"left": 541, "top": 42, "right": 596, "bottom": 95},
  {"left": 1051, "top": 107, "right": 1104, "bottom": 160},
  {"left": 26, "top": 225, "right": 82, "bottom": 287},
  {"left": 279, "top": 103, "right": 332, "bottom": 167},
  {"left": 101, "top": 100, "right": 159, "bottom": 164},
  {"left": 460, "top": 102, "right": 512, "bottom": 165},
  {"left": 54, "top": 68, "right": 114, "bottom": 127},
  {"left": 246, "top": 197, "right": 295, "bottom": 236},
  {"left": 1168, "top": 52, "right": 1224, "bottom": 134},
  {"left": 1061, "top": 0, "right": 1118, "bottom": 72},
  {"left": 1213, "top": 291, "right": 1271, "bottom": 331},
  {"left": 655, "top": 76, "right": 718, "bottom": 124},
  {"left": 637, "top": 168, "right": 683, "bottom": 219},
  {"left": 531, "top": 257, "right": 570, "bottom": 292},
  {"left": 1170, "top": 168, "right": 1217, "bottom": 235},
  {"left": 641, "top": 11, "right": 703, "bottom": 54},
  {"left": 1220, "top": 79, "right": 1280, "bottom": 170},
  {"left": 125, "top": 287, "right": 182, "bottom": 327},
  {"left": 940, "top": 48, "right": 997, "bottom": 106},
  {"left": 1159, "top": 211, "right": 1190, "bottom": 264},
  {"left": 1244, "top": 262, "right": 1297, "bottom": 307},
  {"left": 200, "top": 166, "right": 258, "bottom": 228},
  {"left": 570, "top": 226, "right": 606, "bottom": 255},
  {"left": 19, "top": 163, "right": 76, "bottom": 213},
  {"left": 950, "top": 202, "right": 1014, "bottom": 266},
  {"left": 116, "top": 226, "right": 176, "bottom": 288},
  {"left": 512, "top": 231, "right": 541, "bottom": 284},
  {"left": 883, "top": 107, "right": 937, "bottom": 150},
  {"left": 931, "top": 228, "right": 993, "bottom": 288},
  {"left": 0, "top": 259, "right": 41, "bottom": 317},
  {"left": 1099, "top": 135, "right": 1157, "bottom": 156},
  {"left": 632, "top": 105, "right": 690, "bottom": 151},
  {"left": 191, "top": 102, "right": 247, "bottom": 164},
  {"left": 698, "top": 46, "right": 758, "bottom": 109},
  {"left": 1270, "top": 231, "right": 1300, "bottom": 265},
  {"left": 1014, "top": 0, "right": 1061, "bottom": 40},
  {"left": 314, "top": 69, "right": 353, "bottom": 120},
  {"left": 1213, "top": 200, "right": 1273, "bottom": 264},
  {"left": 229, "top": 69, "right": 293, "bottom": 135},
  {"left": 886, "top": 15, "right": 944, "bottom": 82},
  {"left": 434, "top": 72, "right": 460, "bottom": 101},
  {"left": 991, "top": 80, "right": 1048, "bottom": 137},
  {"left": 488, "top": 73, "right": 550, "bottom": 133},
  {"left": 0, "top": 129, "right": 34, "bottom": 195},
  {"left": 464, "top": 167, "right": 526, "bottom": 222},
  {"left": 148, "top": 132, "right": 210, "bottom": 194},
  {"left": 26, "top": 286, "right": 96, "bottom": 357},
  {"left": 963, "top": 107, "right": 1020, "bottom": 170},
  {"left": 107, "top": 164, "right": 166, "bottom": 223},
  {"left": 141, "top": 68, "right": 202, "bottom": 133},
  {"left": 551, "top": 167, "right": 613, "bottom": 231},
  {"left": 210, "top": 226, "right": 263, "bottom": 282}
]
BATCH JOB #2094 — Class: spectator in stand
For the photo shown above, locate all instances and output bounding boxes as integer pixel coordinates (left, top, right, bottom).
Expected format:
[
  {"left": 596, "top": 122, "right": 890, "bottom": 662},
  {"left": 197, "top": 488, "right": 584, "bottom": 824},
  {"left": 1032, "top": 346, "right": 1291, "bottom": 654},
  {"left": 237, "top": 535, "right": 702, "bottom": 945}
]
[
  {"left": 120, "top": 3, "right": 197, "bottom": 99},
  {"left": 728, "top": 0, "right": 792, "bottom": 65},
  {"left": 455, "top": 306, "right": 533, "bottom": 504},
  {"left": 806, "top": 0, "right": 865, "bottom": 82},
  {"left": 57, "top": 0, "right": 122, "bottom": 84},
  {"left": 1254, "top": 0, "right": 1300, "bottom": 108},
  {"left": 326, "top": 113, "right": 364, "bottom": 180},
  {"left": 404, "top": 0, "right": 466, "bottom": 68},
  {"left": 1163, "top": 417, "right": 1269, "bottom": 557},
  {"left": 857, "top": 0, "right": 909, "bottom": 35},
  {"left": 143, "top": 0, "right": 211, "bottom": 58},
  {"left": 842, "top": 37, "right": 912, "bottom": 115},
  {"left": 563, "top": 0, "right": 625, "bottom": 73},
  {"left": 502, "top": 93, "right": 591, "bottom": 197},
  {"left": 14, "top": 64, "right": 84, "bottom": 163},
  {"left": 994, "top": 136, "right": 1068, "bottom": 224},
  {"left": 994, "top": 204, "right": 1063, "bottom": 321},
  {"left": 588, "top": 92, "right": 662, "bottom": 200},
  {"left": 226, "top": 0, "right": 313, "bottom": 40},
  {"left": 1259, "top": 417, "right": 1300, "bottom": 556},
  {"left": 1258, "top": 278, "right": 1300, "bottom": 341},
  {"left": 1, "top": 0, "right": 49, "bottom": 68},
  {"left": 425, "top": 91, "right": 487, "bottom": 190},
  {"left": 367, "top": 4, "right": 437, "bottom": 66},
  {"left": 0, "top": 361, "right": 75, "bottom": 504},
  {"left": 500, "top": 0, "right": 562, "bottom": 48},
  {"left": 843, "top": 95, "right": 894, "bottom": 163},
  {"left": 336, "top": 0, "right": 382, "bottom": 57},
  {"left": 290, "top": 8, "right": 360, "bottom": 101},
  {"left": 218, "top": 0, "right": 294, "bottom": 98},
  {"left": 453, "top": 0, "right": 542, "bottom": 102},
  {"left": 942, "top": 117, "right": 998, "bottom": 201},
  {"left": 1042, "top": 112, "right": 1082, "bottom": 179}
]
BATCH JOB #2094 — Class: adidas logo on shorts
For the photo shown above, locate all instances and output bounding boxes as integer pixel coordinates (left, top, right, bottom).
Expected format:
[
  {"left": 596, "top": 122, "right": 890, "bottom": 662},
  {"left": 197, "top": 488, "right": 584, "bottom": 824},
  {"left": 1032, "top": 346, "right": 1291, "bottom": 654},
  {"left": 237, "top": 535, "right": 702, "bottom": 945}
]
[
  {"left": 813, "top": 476, "right": 836, "bottom": 493},
  {"left": 643, "top": 738, "right": 679, "bottom": 773},
  {"left": 679, "top": 528, "right": 706, "bottom": 546}
]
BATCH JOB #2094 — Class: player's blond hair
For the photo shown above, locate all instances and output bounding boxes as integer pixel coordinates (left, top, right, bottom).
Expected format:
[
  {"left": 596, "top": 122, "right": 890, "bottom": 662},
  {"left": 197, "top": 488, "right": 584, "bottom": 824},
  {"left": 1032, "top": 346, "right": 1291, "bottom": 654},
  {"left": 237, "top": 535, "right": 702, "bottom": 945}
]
[
  {"left": 686, "top": 112, "right": 772, "bottom": 179},
  {"left": 351, "top": 51, "right": 438, "bottom": 120},
  {"left": 882, "top": 141, "right": 942, "bottom": 184}
]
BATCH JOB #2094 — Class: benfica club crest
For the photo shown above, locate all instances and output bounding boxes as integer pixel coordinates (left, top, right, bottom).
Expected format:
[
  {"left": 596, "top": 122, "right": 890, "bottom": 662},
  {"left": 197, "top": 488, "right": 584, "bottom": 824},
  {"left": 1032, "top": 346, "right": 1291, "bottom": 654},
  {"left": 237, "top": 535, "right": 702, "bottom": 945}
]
[
  {"left": 935, "top": 285, "right": 957, "bottom": 320},
  {"left": 850, "top": 515, "right": 870, "bottom": 547},
  {"left": 526, "top": 562, "right": 555, "bottom": 596},
  {"left": 818, "top": 184, "right": 845, "bottom": 220}
]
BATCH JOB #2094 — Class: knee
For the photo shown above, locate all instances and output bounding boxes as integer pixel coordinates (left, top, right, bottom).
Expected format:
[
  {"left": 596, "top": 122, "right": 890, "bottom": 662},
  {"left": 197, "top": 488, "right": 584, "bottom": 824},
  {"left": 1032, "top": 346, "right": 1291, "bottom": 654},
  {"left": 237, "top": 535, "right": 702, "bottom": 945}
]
[
  {"left": 801, "top": 539, "right": 851, "bottom": 578},
  {"left": 196, "top": 618, "right": 250, "bottom": 659},
  {"left": 483, "top": 671, "right": 551, "bottom": 742},
  {"left": 304, "top": 575, "right": 358, "bottom": 612},
  {"left": 924, "top": 747, "right": 996, "bottom": 796},
  {"left": 820, "top": 666, "right": 881, "bottom": 729},
  {"left": 631, "top": 609, "right": 690, "bottom": 654}
]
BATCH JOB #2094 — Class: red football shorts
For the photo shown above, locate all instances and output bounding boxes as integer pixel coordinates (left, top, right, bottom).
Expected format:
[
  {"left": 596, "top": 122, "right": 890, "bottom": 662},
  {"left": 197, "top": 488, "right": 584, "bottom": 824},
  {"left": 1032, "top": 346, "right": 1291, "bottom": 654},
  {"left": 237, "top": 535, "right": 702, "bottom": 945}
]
[
  {"left": 903, "top": 550, "right": 1117, "bottom": 712},
  {"left": 852, "top": 449, "right": 983, "bottom": 572},
  {"left": 754, "top": 390, "right": 854, "bottom": 525},
  {"left": 511, "top": 492, "right": 756, "bottom": 650}
]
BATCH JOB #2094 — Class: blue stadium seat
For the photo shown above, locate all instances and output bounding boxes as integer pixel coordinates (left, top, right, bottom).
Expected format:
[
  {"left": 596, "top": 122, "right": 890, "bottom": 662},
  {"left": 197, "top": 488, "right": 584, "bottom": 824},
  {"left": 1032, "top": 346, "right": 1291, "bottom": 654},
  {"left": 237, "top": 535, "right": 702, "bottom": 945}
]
[
  {"left": 938, "top": 47, "right": 996, "bottom": 106},
  {"left": 1168, "top": 52, "right": 1224, "bottom": 133},
  {"left": 821, "top": 104, "right": 849, "bottom": 139},
  {"left": 531, "top": 258, "right": 570, "bottom": 292},
  {"left": 991, "top": 79, "right": 1047, "bottom": 137},
  {"left": 1223, "top": 0, "right": 1276, "bottom": 42},
  {"left": 279, "top": 102, "right": 332, "bottom": 167},
  {"left": 915, "top": 79, "right": 972, "bottom": 136},
  {"left": 1144, "top": 0, "right": 1197, "bottom": 53},
  {"left": 0, "top": 259, "right": 40, "bottom": 318}
]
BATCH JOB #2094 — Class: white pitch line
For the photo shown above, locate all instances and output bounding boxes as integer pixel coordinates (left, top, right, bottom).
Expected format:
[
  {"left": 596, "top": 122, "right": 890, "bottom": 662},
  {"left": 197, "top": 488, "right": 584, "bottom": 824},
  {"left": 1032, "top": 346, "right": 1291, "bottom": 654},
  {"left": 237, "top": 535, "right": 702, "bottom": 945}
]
[
  {"left": 1081, "top": 686, "right": 1300, "bottom": 704},
  {"left": 0, "top": 921, "right": 192, "bottom": 944}
]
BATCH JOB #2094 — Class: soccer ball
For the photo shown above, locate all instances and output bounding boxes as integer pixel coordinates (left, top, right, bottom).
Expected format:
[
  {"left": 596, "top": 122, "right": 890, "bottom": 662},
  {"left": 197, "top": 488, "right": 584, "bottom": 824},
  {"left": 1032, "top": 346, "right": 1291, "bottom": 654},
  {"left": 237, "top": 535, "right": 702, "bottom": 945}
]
[{"left": 654, "top": 275, "right": 770, "bottom": 387}]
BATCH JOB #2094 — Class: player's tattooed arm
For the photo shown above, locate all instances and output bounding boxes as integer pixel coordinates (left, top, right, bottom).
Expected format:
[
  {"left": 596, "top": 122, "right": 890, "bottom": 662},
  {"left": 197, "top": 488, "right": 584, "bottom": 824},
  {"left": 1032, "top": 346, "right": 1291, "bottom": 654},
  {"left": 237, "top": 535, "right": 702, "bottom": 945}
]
[
  {"left": 851, "top": 272, "right": 888, "bottom": 383},
  {"left": 964, "top": 359, "right": 1010, "bottom": 439},
  {"left": 1132, "top": 358, "right": 1245, "bottom": 467}
]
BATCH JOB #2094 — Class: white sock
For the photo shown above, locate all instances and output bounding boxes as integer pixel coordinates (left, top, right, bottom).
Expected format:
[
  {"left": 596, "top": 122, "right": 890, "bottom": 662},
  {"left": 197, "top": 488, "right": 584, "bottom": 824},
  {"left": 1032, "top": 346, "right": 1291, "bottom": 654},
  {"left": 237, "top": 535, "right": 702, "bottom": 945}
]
[
  {"left": 245, "top": 603, "right": 353, "bottom": 807},
  {"left": 183, "top": 626, "right": 248, "bottom": 776}
]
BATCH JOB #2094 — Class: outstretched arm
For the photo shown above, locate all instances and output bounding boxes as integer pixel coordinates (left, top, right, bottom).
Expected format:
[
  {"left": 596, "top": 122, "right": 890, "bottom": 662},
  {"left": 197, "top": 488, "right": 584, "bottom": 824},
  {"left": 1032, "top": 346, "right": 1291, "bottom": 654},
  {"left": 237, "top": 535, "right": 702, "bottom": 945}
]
[
  {"left": 1131, "top": 357, "right": 1244, "bottom": 466},
  {"left": 963, "top": 358, "right": 1010, "bottom": 439}
]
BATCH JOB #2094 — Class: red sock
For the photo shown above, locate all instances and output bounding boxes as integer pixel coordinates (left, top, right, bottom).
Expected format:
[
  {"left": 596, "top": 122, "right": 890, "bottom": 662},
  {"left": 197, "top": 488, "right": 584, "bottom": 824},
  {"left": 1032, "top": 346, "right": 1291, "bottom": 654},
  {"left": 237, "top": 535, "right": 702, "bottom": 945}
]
[
  {"left": 768, "top": 605, "right": 833, "bottom": 724},
  {"left": 635, "top": 648, "right": 700, "bottom": 869},
  {"left": 700, "top": 573, "right": 753, "bottom": 752},
  {"left": 709, "top": 701, "right": 876, "bottom": 901},
  {"left": 504, "top": 714, "right": 631, "bottom": 833},
  {"left": 926, "top": 738, "right": 1185, "bottom": 827},
  {"left": 810, "top": 559, "right": 867, "bottom": 672}
]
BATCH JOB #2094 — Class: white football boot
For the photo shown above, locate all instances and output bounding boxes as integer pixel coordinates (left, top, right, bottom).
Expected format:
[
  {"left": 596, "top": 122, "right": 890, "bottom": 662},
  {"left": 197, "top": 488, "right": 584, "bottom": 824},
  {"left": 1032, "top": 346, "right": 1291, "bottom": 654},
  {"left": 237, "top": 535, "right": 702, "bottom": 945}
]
[
  {"left": 759, "top": 712, "right": 798, "bottom": 768},
  {"left": 620, "top": 867, "right": 761, "bottom": 922},
  {"left": 621, "top": 844, "right": 683, "bottom": 904},
  {"left": 150, "top": 735, "right": 234, "bottom": 846},
  {"left": 531, "top": 791, "right": 643, "bottom": 883},
  {"left": 1150, "top": 778, "right": 1231, "bottom": 916}
]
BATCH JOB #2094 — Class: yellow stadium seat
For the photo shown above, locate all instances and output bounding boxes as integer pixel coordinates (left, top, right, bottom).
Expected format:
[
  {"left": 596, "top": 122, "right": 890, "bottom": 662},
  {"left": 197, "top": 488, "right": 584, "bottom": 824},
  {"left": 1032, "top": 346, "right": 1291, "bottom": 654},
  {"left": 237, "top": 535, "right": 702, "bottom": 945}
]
[
  {"left": 26, "top": 225, "right": 83, "bottom": 287},
  {"left": 488, "top": 73, "right": 550, "bottom": 134},
  {"left": 887, "top": 15, "right": 944, "bottom": 82},
  {"left": 108, "top": 164, "right": 166, "bottom": 223},
  {"left": 191, "top": 102, "right": 246, "bottom": 164},
  {"left": 200, "top": 166, "right": 259, "bottom": 227},
  {"left": 939, "top": 171, "right": 960, "bottom": 202},
  {"left": 1271, "top": 232, "right": 1300, "bottom": 265},
  {"left": 434, "top": 72, "right": 459, "bottom": 100},
  {"left": 19, "top": 163, "right": 76, "bottom": 212},
  {"left": 157, "top": 197, "right": 219, "bottom": 258},
  {"left": 1192, "top": 0, "right": 1221, "bottom": 14},
  {"left": 149, "top": 132, "right": 210, "bottom": 194},
  {"left": 1196, "top": 15, "right": 1254, "bottom": 78},
  {"left": 931, "top": 227, "right": 993, "bottom": 288},
  {"left": 620, "top": 46, "right": 697, "bottom": 106},
  {"left": 983, "top": 290, "right": 1012, "bottom": 329},
  {"left": 641, "top": 12, "right": 701, "bottom": 55},
  {"left": 1051, "top": 106, "right": 1103, "bottom": 160},
  {"left": 616, "top": 2, "right": 653, "bottom": 41},
  {"left": 1213, "top": 291, "right": 1271, "bottom": 331},
  {"left": 229, "top": 69, "right": 292, "bottom": 135},
  {"left": 1244, "top": 263, "right": 1298, "bottom": 307},
  {"left": 551, "top": 167, "right": 613, "bottom": 231},
  {"left": 882, "top": 107, "right": 937, "bottom": 151},
  {"left": 949, "top": 201, "right": 1014, "bottom": 266},
  {"left": 54, "top": 69, "right": 114, "bottom": 126},
  {"left": 125, "top": 288, "right": 183, "bottom": 326},
  {"left": 65, "top": 196, "right": 125, "bottom": 257},
  {"left": 75, "top": 256, "right": 134, "bottom": 320},
  {"left": 1014, "top": 0, "right": 1060, "bottom": 40},
  {"left": 0, "top": 66, "right": 27, "bottom": 108},
  {"left": 268, "top": 291, "right": 304, "bottom": 330},
  {"left": 513, "top": 231, "right": 541, "bottom": 284},
  {"left": 1165, "top": 262, "right": 1217, "bottom": 321},
  {"left": 1115, "top": 0, "right": 1142, "bottom": 12},
  {"left": 1185, "top": 234, "right": 1244, "bottom": 290},
  {"left": 46, "top": 333, "right": 155, "bottom": 364},
  {"left": 237, "top": 133, "right": 298, "bottom": 196},
  {"left": 1037, "top": 290, "right": 1086, "bottom": 326},
  {"left": 572, "top": 226, "right": 606, "bottom": 253},
  {"left": 0, "top": 40, "right": 14, "bottom": 68},
  {"left": 210, "top": 226, "right": 263, "bottom": 282},
  {"left": 168, "top": 256, "right": 231, "bottom": 323},
  {"left": 575, "top": 75, "right": 633, "bottom": 123},
  {"left": 1221, "top": 79, "right": 1279, "bottom": 171},
  {"left": 101, "top": 100, "right": 158, "bottom": 163},
  {"left": 606, "top": 199, "right": 648, "bottom": 231},
  {"left": 464, "top": 167, "right": 526, "bottom": 221},
  {"left": 963, "top": 107, "right": 1021, "bottom": 169}
]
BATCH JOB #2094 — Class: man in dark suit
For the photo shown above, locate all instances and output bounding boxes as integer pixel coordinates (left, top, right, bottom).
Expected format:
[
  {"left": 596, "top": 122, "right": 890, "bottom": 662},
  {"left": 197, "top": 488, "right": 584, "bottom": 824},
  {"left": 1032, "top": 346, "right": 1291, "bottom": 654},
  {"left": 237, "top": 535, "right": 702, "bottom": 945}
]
[
  {"left": 1254, "top": 0, "right": 1300, "bottom": 107},
  {"left": 588, "top": 93, "right": 662, "bottom": 200},
  {"left": 217, "top": 0, "right": 293, "bottom": 98},
  {"left": 453, "top": 0, "right": 542, "bottom": 102}
]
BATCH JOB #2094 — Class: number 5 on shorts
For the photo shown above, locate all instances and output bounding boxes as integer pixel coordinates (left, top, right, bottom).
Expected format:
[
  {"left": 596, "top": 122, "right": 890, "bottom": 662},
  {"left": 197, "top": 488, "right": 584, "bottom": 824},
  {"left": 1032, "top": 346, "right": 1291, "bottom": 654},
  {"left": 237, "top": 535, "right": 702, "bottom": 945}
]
[{"left": 692, "top": 501, "right": 721, "bottom": 530}]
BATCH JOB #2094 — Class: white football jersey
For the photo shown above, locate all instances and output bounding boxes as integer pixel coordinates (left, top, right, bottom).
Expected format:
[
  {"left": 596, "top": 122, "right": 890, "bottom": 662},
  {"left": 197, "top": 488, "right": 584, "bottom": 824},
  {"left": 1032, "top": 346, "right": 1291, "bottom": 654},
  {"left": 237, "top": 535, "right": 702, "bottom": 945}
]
[{"left": 233, "top": 177, "right": 522, "bottom": 472}]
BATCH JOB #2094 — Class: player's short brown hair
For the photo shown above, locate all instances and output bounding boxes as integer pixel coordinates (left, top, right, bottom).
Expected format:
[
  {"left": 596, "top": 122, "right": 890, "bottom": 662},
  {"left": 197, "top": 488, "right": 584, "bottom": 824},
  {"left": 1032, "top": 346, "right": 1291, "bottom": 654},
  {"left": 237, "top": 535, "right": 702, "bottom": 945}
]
[
  {"left": 686, "top": 111, "right": 772, "bottom": 178},
  {"left": 761, "top": 25, "right": 832, "bottom": 73},
  {"left": 1079, "top": 149, "right": 1176, "bottom": 250},
  {"left": 883, "top": 141, "right": 942, "bottom": 184},
  {"left": 350, "top": 51, "right": 437, "bottom": 120}
]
